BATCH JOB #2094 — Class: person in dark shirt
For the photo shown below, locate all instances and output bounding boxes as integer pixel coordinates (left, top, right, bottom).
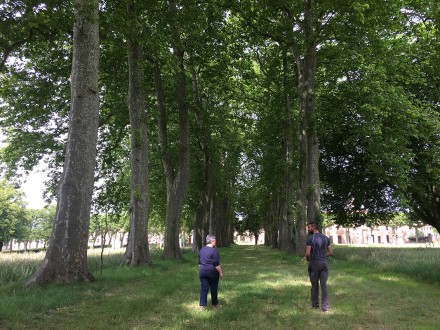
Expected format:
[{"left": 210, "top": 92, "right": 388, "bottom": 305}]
[
  {"left": 305, "top": 222, "right": 333, "bottom": 312},
  {"left": 198, "top": 234, "right": 224, "bottom": 310}
]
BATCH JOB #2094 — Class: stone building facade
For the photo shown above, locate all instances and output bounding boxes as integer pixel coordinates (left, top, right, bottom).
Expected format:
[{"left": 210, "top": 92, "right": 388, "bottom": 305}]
[{"left": 324, "top": 224, "right": 437, "bottom": 245}]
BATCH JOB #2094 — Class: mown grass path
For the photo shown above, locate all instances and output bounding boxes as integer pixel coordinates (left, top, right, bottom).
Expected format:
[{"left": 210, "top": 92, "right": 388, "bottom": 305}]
[{"left": 1, "top": 245, "right": 439, "bottom": 329}]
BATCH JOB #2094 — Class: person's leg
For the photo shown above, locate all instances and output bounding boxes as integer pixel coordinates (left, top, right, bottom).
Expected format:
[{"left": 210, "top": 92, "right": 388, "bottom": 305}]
[
  {"left": 309, "top": 262, "right": 320, "bottom": 308},
  {"left": 319, "top": 263, "right": 330, "bottom": 311},
  {"left": 199, "top": 276, "right": 209, "bottom": 306},
  {"left": 209, "top": 275, "right": 220, "bottom": 306}
]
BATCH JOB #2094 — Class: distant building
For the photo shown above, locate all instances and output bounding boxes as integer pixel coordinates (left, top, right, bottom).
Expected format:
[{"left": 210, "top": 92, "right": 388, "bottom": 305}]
[
  {"left": 324, "top": 224, "right": 437, "bottom": 245},
  {"left": 3, "top": 231, "right": 168, "bottom": 252},
  {"left": 235, "top": 230, "right": 265, "bottom": 245},
  {"left": 3, "top": 224, "right": 437, "bottom": 252}
]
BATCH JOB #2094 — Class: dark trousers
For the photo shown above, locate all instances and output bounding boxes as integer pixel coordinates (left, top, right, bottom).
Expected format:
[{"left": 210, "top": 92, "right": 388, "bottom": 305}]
[
  {"left": 199, "top": 274, "right": 219, "bottom": 306},
  {"left": 308, "top": 260, "right": 330, "bottom": 311}
]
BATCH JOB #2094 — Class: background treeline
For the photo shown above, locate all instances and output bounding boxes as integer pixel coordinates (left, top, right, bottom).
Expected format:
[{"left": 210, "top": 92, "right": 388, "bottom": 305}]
[{"left": 1, "top": 0, "right": 440, "bottom": 274}]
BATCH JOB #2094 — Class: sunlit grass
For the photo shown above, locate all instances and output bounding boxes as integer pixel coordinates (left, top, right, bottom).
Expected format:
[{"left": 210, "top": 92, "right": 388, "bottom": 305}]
[
  {"left": 1, "top": 244, "right": 440, "bottom": 329},
  {"left": 332, "top": 244, "right": 440, "bottom": 284},
  {"left": 0, "top": 248, "right": 126, "bottom": 284},
  {"left": 0, "top": 246, "right": 166, "bottom": 285}
]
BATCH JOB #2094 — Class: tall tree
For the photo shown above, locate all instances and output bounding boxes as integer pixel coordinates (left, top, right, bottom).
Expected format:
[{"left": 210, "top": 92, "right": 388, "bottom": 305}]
[
  {"left": 122, "top": 0, "right": 152, "bottom": 266},
  {"left": 153, "top": 0, "right": 190, "bottom": 259},
  {"left": 281, "top": 0, "right": 322, "bottom": 255},
  {"left": 401, "top": 2, "right": 440, "bottom": 233},
  {"left": 189, "top": 53, "right": 213, "bottom": 252},
  {"left": 27, "top": 0, "right": 99, "bottom": 285},
  {"left": 406, "top": 118, "right": 440, "bottom": 233},
  {"left": 278, "top": 48, "right": 297, "bottom": 251},
  {"left": 318, "top": 0, "right": 440, "bottom": 232},
  {"left": 226, "top": 0, "right": 318, "bottom": 253},
  {"left": 185, "top": 3, "right": 241, "bottom": 250}
]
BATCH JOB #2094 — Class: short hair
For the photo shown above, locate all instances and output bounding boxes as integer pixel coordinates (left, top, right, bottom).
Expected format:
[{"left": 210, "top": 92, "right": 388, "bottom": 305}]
[
  {"left": 206, "top": 234, "right": 216, "bottom": 244},
  {"left": 307, "top": 222, "right": 318, "bottom": 228}
]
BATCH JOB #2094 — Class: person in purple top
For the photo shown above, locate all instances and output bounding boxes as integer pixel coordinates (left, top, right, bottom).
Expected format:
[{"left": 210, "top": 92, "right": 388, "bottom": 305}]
[
  {"left": 197, "top": 234, "right": 224, "bottom": 310},
  {"left": 305, "top": 222, "right": 333, "bottom": 312}
]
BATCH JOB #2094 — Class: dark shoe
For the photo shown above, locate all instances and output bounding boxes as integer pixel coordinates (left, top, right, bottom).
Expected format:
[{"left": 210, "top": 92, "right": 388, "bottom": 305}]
[{"left": 308, "top": 304, "right": 319, "bottom": 309}]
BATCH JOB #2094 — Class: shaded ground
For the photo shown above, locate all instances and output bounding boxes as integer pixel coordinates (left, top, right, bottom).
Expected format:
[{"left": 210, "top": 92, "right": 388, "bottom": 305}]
[{"left": 1, "top": 245, "right": 439, "bottom": 329}]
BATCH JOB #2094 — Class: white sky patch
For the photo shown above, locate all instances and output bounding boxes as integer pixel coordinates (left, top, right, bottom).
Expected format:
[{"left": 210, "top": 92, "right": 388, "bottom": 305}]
[
  {"left": 19, "top": 163, "right": 48, "bottom": 209},
  {"left": 1, "top": 132, "right": 47, "bottom": 209}
]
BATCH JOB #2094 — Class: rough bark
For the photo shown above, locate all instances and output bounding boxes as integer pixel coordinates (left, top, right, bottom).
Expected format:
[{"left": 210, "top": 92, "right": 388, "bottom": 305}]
[
  {"left": 264, "top": 197, "right": 278, "bottom": 248},
  {"left": 278, "top": 196, "right": 289, "bottom": 250},
  {"left": 291, "top": 0, "right": 320, "bottom": 255},
  {"left": 212, "top": 188, "right": 233, "bottom": 247},
  {"left": 153, "top": 2, "right": 190, "bottom": 258},
  {"left": 191, "top": 159, "right": 213, "bottom": 252},
  {"left": 278, "top": 48, "right": 295, "bottom": 252},
  {"left": 189, "top": 51, "right": 214, "bottom": 252},
  {"left": 122, "top": 0, "right": 151, "bottom": 266},
  {"left": 26, "top": 0, "right": 99, "bottom": 285}
]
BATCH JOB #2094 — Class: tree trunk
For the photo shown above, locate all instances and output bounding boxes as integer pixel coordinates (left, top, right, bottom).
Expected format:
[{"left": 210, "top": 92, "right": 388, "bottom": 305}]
[
  {"left": 153, "top": 2, "right": 190, "bottom": 258},
  {"left": 162, "top": 189, "right": 186, "bottom": 258},
  {"left": 26, "top": 0, "right": 99, "bottom": 285},
  {"left": 292, "top": 0, "right": 320, "bottom": 256},
  {"left": 122, "top": 0, "right": 151, "bottom": 266},
  {"left": 278, "top": 196, "right": 291, "bottom": 250},
  {"left": 192, "top": 197, "right": 205, "bottom": 252},
  {"left": 264, "top": 194, "right": 278, "bottom": 248},
  {"left": 192, "top": 159, "right": 213, "bottom": 252},
  {"left": 154, "top": 62, "right": 187, "bottom": 259},
  {"left": 189, "top": 51, "right": 214, "bottom": 253},
  {"left": 213, "top": 189, "right": 233, "bottom": 247},
  {"left": 279, "top": 48, "right": 295, "bottom": 252}
]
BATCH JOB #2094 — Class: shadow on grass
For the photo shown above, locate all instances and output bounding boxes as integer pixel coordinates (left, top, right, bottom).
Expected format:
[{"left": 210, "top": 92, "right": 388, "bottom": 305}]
[{"left": 2, "top": 245, "right": 440, "bottom": 329}]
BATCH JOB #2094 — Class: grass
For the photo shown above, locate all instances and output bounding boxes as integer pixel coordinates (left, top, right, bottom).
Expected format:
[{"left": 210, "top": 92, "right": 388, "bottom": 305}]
[
  {"left": 1, "top": 244, "right": 440, "bottom": 329},
  {"left": 332, "top": 245, "right": 440, "bottom": 284}
]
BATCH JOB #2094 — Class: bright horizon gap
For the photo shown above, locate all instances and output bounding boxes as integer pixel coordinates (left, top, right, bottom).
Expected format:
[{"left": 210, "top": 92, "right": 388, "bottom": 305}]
[
  {"left": 1, "top": 132, "right": 46, "bottom": 209},
  {"left": 20, "top": 165, "right": 47, "bottom": 209}
]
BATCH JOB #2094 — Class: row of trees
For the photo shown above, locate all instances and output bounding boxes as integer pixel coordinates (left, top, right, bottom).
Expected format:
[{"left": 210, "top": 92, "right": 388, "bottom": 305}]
[
  {"left": 1, "top": 0, "right": 440, "bottom": 284},
  {"left": 0, "top": 180, "right": 53, "bottom": 251}
]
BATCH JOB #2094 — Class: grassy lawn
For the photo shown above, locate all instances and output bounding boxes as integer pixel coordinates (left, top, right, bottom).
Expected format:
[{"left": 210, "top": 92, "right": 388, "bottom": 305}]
[{"left": 1, "top": 244, "right": 439, "bottom": 329}]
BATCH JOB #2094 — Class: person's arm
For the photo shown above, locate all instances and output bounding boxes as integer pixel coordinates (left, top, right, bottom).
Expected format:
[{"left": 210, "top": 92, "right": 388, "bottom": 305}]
[
  {"left": 213, "top": 249, "right": 223, "bottom": 278},
  {"left": 326, "top": 245, "right": 333, "bottom": 257},
  {"left": 305, "top": 245, "right": 312, "bottom": 261},
  {"left": 215, "top": 265, "right": 223, "bottom": 279}
]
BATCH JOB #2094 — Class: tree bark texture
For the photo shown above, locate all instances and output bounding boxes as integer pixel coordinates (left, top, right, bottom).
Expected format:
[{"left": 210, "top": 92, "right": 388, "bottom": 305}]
[
  {"left": 27, "top": 0, "right": 99, "bottom": 285},
  {"left": 153, "top": 2, "right": 190, "bottom": 258},
  {"left": 191, "top": 158, "right": 213, "bottom": 252},
  {"left": 278, "top": 48, "right": 295, "bottom": 252},
  {"left": 211, "top": 190, "right": 233, "bottom": 248},
  {"left": 123, "top": 0, "right": 151, "bottom": 266},
  {"left": 189, "top": 52, "right": 214, "bottom": 253},
  {"left": 161, "top": 1, "right": 190, "bottom": 259},
  {"left": 263, "top": 197, "right": 278, "bottom": 248},
  {"left": 291, "top": 0, "right": 320, "bottom": 255}
]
